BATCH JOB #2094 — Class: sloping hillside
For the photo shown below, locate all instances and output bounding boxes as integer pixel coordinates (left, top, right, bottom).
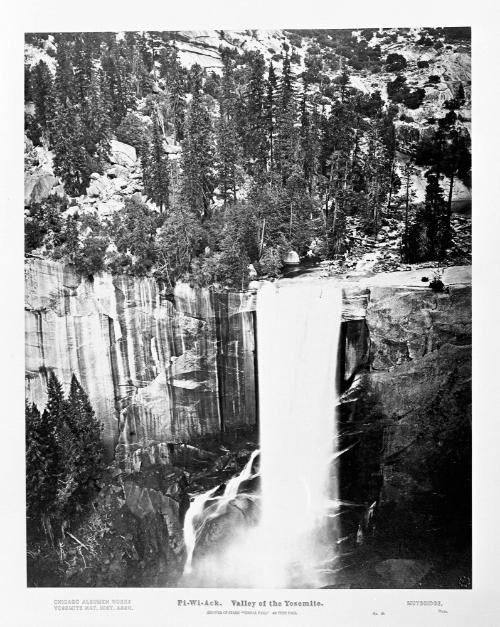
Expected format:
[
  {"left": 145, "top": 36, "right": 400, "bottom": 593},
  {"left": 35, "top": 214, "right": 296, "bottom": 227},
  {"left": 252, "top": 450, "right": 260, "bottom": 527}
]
[{"left": 24, "top": 28, "right": 471, "bottom": 287}]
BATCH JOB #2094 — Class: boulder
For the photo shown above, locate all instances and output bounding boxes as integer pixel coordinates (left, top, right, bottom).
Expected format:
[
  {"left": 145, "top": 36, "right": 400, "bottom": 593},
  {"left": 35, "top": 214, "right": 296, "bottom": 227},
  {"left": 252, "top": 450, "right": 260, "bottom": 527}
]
[
  {"left": 164, "top": 144, "right": 182, "bottom": 154},
  {"left": 96, "top": 199, "right": 124, "bottom": 216},
  {"left": 113, "top": 176, "right": 128, "bottom": 190},
  {"left": 109, "top": 139, "right": 137, "bottom": 167},
  {"left": 87, "top": 175, "right": 115, "bottom": 199},
  {"left": 24, "top": 171, "right": 57, "bottom": 205},
  {"left": 106, "top": 164, "right": 129, "bottom": 179},
  {"left": 283, "top": 250, "right": 300, "bottom": 265}
]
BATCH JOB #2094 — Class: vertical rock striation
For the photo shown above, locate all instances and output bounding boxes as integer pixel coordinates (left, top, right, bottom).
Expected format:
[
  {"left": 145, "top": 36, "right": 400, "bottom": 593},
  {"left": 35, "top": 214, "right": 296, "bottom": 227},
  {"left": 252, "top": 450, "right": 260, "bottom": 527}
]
[{"left": 25, "top": 259, "right": 256, "bottom": 455}]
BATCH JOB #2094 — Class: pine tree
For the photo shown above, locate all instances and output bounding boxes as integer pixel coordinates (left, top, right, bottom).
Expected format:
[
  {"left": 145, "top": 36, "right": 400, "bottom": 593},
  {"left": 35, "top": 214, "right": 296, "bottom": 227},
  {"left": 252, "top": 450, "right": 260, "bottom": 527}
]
[
  {"left": 265, "top": 63, "right": 278, "bottom": 171},
  {"left": 41, "top": 372, "right": 69, "bottom": 527},
  {"left": 26, "top": 372, "right": 104, "bottom": 538},
  {"left": 155, "top": 202, "right": 203, "bottom": 288},
  {"left": 24, "top": 63, "right": 33, "bottom": 102},
  {"left": 30, "top": 60, "right": 54, "bottom": 141},
  {"left": 401, "top": 159, "right": 417, "bottom": 261},
  {"left": 337, "top": 69, "right": 351, "bottom": 102},
  {"left": 319, "top": 100, "right": 356, "bottom": 252},
  {"left": 160, "top": 46, "right": 186, "bottom": 141},
  {"left": 73, "top": 34, "right": 94, "bottom": 102},
  {"left": 53, "top": 36, "right": 76, "bottom": 105},
  {"left": 405, "top": 173, "right": 449, "bottom": 262},
  {"left": 280, "top": 53, "right": 294, "bottom": 110},
  {"left": 244, "top": 51, "right": 268, "bottom": 175},
  {"left": 50, "top": 36, "right": 93, "bottom": 194},
  {"left": 415, "top": 111, "right": 471, "bottom": 248},
  {"left": 364, "top": 124, "right": 392, "bottom": 234},
  {"left": 274, "top": 54, "right": 299, "bottom": 182},
  {"left": 181, "top": 65, "right": 216, "bottom": 219},
  {"left": 26, "top": 401, "right": 59, "bottom": 526},
  {"left": 215, "top": 54, "right": 242, "bottom": 204},
  {"left": 142, "top": 115, "right": 171, "bottom": 212},
  {"left": 65, "top": 375, "right": 104, "bottom": 507},
  {"left": 44, "top": 371, "right": 66, "bottom": 435},
  {"left": 51, "top": 101, "right": 91, "bottom": 195},
  {"left": 299, "top": 87, "right": 321, "bottom": 193},
  {"left": 101, "top": 37, "right": 136, "bottom": 127},
  {"left": 81, "top": 68, "right": 112, "bottom": 172}
]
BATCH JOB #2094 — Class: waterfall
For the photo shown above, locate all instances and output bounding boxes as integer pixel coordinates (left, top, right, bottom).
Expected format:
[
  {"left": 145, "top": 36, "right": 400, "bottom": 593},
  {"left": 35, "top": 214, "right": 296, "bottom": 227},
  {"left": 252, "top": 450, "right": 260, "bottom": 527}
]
[
  {"left": 255, "top": 280, "right": 343, "bottom": 587},
  {"left": 181, "top": 280, "right": 343, "bottom": 588},
  {"left": 222, "top": 449, "right": 260, "bottom": 500},
  {"left": 183, "top": 485, "right": 220, "bottom": 575},
  {"left": 182, "top": 449, "right": 260, "bottom": 578}
]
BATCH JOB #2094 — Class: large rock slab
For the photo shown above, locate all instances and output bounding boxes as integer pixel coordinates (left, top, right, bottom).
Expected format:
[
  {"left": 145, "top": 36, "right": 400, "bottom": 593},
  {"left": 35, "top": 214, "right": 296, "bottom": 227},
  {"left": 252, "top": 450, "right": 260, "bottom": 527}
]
[
  {"left": 109, "top": 140, "right": 137, "bottom": 167},
  {"left": 24, "top": 171, "right": 58, "bottom": 205}
]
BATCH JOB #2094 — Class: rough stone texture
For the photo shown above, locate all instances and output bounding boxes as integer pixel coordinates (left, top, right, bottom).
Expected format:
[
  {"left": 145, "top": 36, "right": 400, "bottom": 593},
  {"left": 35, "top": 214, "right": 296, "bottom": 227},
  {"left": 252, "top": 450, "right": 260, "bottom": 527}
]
[
  {"left": 338, "top": 267, "right": 471, "bottom": 548},
  {"left": 109, "top": 139, "right": 137, "bottom": 167},
  {"left": 366, "top": 284, "right": 471, "bottom": 370},
  {"left": 25, "top": 259, "right": 257, "bottom": 455},
  {"left": 24, "top": 171, "right": 58, "bottom": 205}
]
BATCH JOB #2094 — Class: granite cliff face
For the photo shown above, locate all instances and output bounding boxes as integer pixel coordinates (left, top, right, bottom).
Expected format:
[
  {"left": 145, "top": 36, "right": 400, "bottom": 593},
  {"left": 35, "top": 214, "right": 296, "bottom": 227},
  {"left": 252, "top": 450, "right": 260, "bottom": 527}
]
[
  {"left": 25, "top": 258, "right": 256, "bottom": 456},
  {"left": 336, "top": 266, "right": 471, "bottom": 575}
]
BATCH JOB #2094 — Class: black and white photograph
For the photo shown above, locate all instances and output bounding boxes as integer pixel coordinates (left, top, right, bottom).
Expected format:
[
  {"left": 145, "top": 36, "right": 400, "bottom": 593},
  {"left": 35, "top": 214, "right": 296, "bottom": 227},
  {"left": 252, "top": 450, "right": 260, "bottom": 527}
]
[
  {"left": 21, "top": 24, "right": 475, "bottom": 593},
  {"left": 1, "top": 0, "right": 500, "bottom": 620},
  {"left": 21, "top": 25, "right": 475, "bottom": 592}
]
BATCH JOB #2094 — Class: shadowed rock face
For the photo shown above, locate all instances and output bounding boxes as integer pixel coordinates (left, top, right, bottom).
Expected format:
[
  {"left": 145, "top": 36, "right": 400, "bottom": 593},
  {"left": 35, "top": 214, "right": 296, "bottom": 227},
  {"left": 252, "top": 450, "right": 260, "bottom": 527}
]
[
  {"left": 25, "top": 259, "right": 256, "bottom": 455},
  {"left": 337, "top": 274, "right": 471, "bottom": 560}
]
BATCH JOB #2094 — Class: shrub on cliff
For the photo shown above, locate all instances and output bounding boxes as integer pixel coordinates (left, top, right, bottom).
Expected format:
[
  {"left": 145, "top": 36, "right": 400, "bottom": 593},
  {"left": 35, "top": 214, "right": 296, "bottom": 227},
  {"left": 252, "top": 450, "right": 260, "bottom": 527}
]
[
  {"left": 25, "top": 196, "right": 68, "bottom": 253},
  {"left": 387, "top": 75, "right": 425, "bottom": 109},
  {"left": 385, "top": 53, "right": 407, "bottom": 72},
  {"left": 109, "top": 197, "right": 161, "bottom": 275}
]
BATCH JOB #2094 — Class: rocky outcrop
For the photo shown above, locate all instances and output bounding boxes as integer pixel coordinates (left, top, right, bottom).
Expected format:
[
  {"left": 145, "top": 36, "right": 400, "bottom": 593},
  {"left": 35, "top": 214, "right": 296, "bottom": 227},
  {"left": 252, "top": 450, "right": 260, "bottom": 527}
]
[
  {"left": 24, "top": 171, "right": 58, "bottom": 205},
  {"left": 338, "top": 266, "right": 471, "bottom": 554},
  {"left": 25, "top": 259, "right": 257, "bottom": 455}
]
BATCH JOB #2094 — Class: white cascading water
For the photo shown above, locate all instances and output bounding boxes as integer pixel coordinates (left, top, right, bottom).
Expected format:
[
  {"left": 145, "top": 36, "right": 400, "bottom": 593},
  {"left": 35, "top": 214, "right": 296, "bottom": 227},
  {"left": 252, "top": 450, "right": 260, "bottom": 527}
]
[
  {"left": 182, "top": 280, "right": 343, "bottom": 587},
  {"left": 182, "top": 449, "right": 260, "bottom": 577},
  {"left": 255, "top": 280, "right": 343, "bottom": 587},
  {"left": 222, "top": 449, "right": 260, "bottom": 501},
  {"left": 183, "top": 485, "right": 220, "bottom": 575}
]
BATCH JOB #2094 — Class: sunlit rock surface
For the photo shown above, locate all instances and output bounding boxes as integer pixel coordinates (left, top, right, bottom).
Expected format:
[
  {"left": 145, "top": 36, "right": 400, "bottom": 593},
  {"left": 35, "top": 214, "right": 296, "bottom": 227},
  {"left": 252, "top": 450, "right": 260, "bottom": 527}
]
[{"left": 25, "top": 259, "right": 256, "bottom": 455}]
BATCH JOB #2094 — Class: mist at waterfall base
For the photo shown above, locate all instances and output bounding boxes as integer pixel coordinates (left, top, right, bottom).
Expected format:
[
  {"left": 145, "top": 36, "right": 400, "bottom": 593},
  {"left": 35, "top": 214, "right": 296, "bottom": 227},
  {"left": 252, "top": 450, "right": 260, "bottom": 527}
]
[{"left": 181, "top": 281, "right": 343, "bottom": 588}]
